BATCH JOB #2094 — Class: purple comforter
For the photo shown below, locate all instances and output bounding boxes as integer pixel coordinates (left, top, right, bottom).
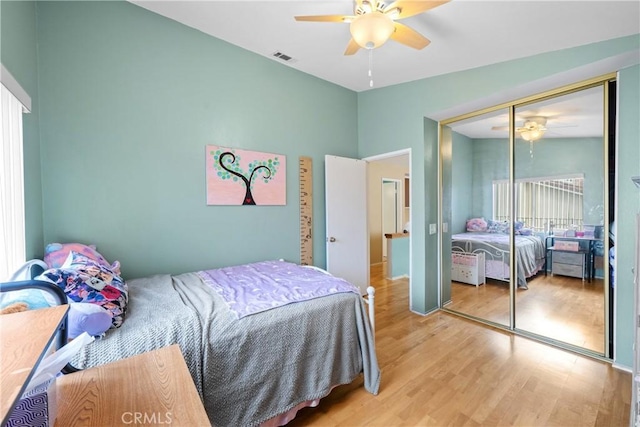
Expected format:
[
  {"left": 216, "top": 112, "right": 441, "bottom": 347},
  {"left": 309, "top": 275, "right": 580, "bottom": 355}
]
[{"left": 197, "top": 260, "right": 360, "bottom": 318}]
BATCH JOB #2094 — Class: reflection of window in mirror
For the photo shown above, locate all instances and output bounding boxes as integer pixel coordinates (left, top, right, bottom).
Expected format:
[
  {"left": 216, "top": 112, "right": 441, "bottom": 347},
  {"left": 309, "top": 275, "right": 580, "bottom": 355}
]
[{"left": 493, "top": 175, "right": 584, "bottom": 233}]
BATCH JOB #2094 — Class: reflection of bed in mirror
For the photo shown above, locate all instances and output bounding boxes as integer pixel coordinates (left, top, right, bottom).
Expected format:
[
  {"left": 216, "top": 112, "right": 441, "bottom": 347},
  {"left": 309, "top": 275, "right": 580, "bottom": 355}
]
[{"left": 451, "top": 232, "right": 545, "bottom": 289}]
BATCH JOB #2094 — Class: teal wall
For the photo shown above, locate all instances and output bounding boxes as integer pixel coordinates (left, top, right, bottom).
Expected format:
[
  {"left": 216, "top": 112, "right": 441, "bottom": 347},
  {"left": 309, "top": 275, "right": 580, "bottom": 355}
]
[
  {"left": 357, "top": 35, "right": 639, "bottom": 368},
  {"left": 470, "top": 137, "right": 604, "bottom": 224},
  {"left": 35, "top": 1, "right": 358, "bottom": 279},
  {"left": 450, "top": 132, "right": 475, "bottom": 232},
  {"left": 470, "top": 138, "right": 509, "bottom": 220},
  {"left": 2, "top": 1, "right": 638, "bottom": 368},
  {"left": 424, "top": 117, "right": 439, "bottom": 313},
  {"left": 440, "top": 127, "right": 452, "bottom": 304},
  {"left": 515, "top": 137, "right": 604, "bottom": 226},
  {"left": 389, "top": 236, "right": 410, "bottom": 279},
  {"left": 0, "top": 0, "right": 44, "bottom": 260},
  {"left": 615, "top": 64, "right": 640, "bottom": 369}
]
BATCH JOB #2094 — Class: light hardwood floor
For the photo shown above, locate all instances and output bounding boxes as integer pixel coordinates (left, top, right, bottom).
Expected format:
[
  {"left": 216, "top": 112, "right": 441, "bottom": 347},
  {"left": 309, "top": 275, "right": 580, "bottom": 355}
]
[
  {"left": 446, "top": 274, "right": 606, "bottom": 353},
  {"left": 289, "top": 263, "right": 630, "bottom": 427}
]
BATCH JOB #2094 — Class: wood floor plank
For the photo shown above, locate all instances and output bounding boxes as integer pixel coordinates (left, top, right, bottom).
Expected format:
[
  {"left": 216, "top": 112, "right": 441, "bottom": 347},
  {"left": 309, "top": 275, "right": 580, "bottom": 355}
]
[
  {"left": 447, "top": 273, "right": 607, "bottom": 353},
  {"left": 288, "top": 263, "right": 631, "bottom": 427}
]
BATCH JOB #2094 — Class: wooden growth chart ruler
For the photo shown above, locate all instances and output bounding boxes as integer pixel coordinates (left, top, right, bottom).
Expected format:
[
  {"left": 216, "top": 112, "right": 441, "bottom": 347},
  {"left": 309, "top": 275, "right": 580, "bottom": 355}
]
[{"left": 299, "top": 156, "right": 313, "bottom": 265}]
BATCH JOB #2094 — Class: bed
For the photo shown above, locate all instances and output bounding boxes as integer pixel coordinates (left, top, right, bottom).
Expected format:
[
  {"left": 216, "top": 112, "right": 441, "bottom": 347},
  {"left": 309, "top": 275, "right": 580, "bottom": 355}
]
[
  {"left": 1, "top": 258, "right": 381, "bottom": 427},
  {"left": 451, "top": 232, "right": 545, "bottom": 289}
]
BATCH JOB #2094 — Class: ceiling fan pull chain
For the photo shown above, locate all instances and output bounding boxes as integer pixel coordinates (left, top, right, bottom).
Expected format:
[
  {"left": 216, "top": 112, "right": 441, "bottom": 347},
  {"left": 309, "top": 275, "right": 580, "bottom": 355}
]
[
  {"left": 368, "top": 49, "right": 373, "bottom": 87},
  {"left": 530, "top": 141, "right": 534, "bottom": 159}
]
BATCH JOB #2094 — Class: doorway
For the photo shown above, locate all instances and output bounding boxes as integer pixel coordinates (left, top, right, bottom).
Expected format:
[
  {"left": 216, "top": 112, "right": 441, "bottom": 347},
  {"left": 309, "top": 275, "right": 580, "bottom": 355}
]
[
  {"left": 365, "top": 150, "right": 411, "bottom": 285},
  {"left": 382, "top": 179, "right": 403, "bottom": 259}
]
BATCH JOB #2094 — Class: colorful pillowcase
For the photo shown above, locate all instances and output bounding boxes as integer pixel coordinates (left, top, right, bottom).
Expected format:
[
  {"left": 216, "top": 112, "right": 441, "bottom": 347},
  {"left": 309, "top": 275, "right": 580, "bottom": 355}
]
[
  {"left": 484, "top": 220, "right": 528, "bottom": 234},
  {"left": 44, "top": 242, "right": 121, "bottom": 276},
  {"left": 38, "top": 252, "right": 128, "bottom": 329},
  {"left": 487, "top": 219, "right": 510, "bottom": 234},
  {"left": 466, "top": 217, "right": 488, "bottom": 232}
]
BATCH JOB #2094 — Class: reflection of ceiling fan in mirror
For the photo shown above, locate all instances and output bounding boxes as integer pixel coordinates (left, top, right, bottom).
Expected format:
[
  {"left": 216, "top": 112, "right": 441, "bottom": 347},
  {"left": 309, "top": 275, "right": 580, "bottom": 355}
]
[
  {"left": 491, "top": 116, "right": 576, "bottom": 142},
  {"left": 516, "top": 117, "right": 547, "bottom": 142},
  {"left": 294, "top": 0, "right": 450, "bottom": 55}
]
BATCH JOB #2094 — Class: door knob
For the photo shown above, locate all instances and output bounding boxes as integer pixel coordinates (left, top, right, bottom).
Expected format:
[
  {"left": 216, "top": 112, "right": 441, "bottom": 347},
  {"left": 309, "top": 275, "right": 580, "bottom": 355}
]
[{"left": 328, "top": 237, "right": 336, "bottom": 242}]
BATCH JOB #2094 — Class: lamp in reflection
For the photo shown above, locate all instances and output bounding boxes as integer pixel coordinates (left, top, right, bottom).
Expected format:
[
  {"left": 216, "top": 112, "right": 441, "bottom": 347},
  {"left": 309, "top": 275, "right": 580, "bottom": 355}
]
[
  {"left": 518, "top": 118, "right": 547, "bottom": 142},
  {"left": 518, "top": 117, "right": 547, "bottom": 158}
]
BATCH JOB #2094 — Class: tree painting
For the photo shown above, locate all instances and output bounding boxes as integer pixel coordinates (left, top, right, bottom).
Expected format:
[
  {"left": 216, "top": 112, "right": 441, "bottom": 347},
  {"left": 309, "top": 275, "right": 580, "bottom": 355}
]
[{"left": 206, "top": 145, "right": 286, "bottom": 206}]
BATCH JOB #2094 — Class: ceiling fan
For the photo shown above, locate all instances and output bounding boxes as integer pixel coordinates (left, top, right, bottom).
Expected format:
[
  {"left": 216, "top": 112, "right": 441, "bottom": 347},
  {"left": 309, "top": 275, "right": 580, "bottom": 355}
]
[
  {"left": 492, "top": 116, "right": 549, "bottom": 142},
  {"left": 295, "top": 0, "right": 450, "bottom": 55}
]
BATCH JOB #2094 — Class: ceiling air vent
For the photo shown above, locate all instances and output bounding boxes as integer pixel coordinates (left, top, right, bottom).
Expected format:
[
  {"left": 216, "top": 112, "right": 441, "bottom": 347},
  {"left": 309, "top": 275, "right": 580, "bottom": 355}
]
[{"left": 272, "top": 51, "right": 296, "bottom": 63}]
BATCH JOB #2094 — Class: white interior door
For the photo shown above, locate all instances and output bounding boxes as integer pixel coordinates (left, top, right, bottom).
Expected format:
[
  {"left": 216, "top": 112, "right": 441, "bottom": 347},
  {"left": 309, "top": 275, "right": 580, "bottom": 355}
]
[{"left": 325, "top": 155, "right": 369, "bottom": 294}]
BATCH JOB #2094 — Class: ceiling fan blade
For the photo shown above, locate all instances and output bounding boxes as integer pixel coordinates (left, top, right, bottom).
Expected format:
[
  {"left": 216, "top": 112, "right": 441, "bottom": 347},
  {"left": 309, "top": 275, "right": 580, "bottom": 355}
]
[
  {"left": 492, "top": 125, "right": 526, "bottom": 134},
  {"left": 294, "top": 15, "right": 353, "bottom": 23},
  {"left": 390, "top": 22, "right": 430, "bottom": 50},
  {"left": 384, "top": 0, "right": 450, "bottom": 20},
  {"left": 547, "top": 124, "right": 578, "bottom": 129},
  {"left": 344, "top": 38, "right": 361, "bottom": 55}
]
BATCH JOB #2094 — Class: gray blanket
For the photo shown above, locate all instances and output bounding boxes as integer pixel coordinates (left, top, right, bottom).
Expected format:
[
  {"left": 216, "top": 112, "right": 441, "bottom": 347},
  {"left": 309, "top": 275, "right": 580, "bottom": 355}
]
[{"left": 71, "top": 272, "right": 381, "bottom": 426}]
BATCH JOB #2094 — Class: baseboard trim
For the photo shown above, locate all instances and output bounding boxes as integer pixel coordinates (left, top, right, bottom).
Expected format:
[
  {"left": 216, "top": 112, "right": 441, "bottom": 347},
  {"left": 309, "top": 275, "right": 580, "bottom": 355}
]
[
  {"left": 410, "top": 307, "right": 440, "bottom": 317},
  {"left": 612, "top": 362, "right": 632, "bottom": 373}
]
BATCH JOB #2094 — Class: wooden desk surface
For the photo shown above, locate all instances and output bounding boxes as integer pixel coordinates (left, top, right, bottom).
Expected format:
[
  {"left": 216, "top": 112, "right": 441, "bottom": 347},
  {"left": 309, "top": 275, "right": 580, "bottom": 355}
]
[
  {"left": 56, "top": 344, "right": 210, "bottom": 426},
  {"left": 385, "top": 232, "right": 409, "bottom": 239},
  {"left": 0, "top": 305, "right": 69, "bottom": 425}
]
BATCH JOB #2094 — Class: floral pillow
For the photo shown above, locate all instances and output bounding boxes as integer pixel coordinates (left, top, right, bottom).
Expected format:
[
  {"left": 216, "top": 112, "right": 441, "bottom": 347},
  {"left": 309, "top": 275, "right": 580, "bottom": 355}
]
[
  {"left": 38, "top": 252, "right": 128, "bottom": 328},
  {"left": 487, "top": 219, "right": 510, "bottom": 234},
  {"left": 44, "top": 242, "right": 121, "bottom": 276},
  {"left": 466, "top": 217, "right": 488, "bottom": 232}
]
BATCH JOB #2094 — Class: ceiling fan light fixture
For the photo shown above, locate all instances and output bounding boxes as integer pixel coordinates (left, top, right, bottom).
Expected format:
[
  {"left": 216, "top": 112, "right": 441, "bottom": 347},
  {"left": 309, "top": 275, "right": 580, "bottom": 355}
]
[
  {"left": 520, "top": 127, "right": 546, "bottom": 142},
  {"left": 350, "top": 12, "right": 395, "bottom": 49},
  {"left": 519, "top": 117, "right": 547, "bottom": 142}
]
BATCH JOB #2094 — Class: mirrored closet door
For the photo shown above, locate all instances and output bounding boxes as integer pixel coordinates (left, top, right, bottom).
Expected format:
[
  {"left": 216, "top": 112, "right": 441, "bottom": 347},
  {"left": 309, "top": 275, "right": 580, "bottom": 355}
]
[
  {"left": 513, "top": 85, "right": 608, "bottom": 354},
  {"left": 440, "top": 78, "right": 612, "bottom": 357},
  {"left": 441, "top": 108, "right": 512, "bottom": 328}
]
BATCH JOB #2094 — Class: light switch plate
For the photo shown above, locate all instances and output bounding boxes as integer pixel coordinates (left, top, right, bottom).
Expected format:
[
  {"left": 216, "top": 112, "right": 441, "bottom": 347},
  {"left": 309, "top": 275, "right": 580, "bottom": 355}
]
[
  {"left": 429, "top": 224, "right": 437, "bottom": 234},
  {"left": 443, "top": 222, "right": 448, "bottom": 233}
]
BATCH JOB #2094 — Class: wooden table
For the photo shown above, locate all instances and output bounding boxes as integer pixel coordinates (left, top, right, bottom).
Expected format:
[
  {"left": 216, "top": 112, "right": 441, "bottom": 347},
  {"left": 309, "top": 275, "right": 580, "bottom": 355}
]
[
  {"left": 55, "top": 344, "right": 210, "bottom": 426},
  {"left": 0, "top": 305, "right": 69, "bottom": 425}
]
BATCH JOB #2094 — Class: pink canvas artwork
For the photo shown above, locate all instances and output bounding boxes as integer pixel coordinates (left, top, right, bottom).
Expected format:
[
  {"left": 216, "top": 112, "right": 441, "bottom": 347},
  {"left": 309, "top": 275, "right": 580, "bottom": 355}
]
[{"left": 206, "top": 145, "right": 286, "bottom": 206}]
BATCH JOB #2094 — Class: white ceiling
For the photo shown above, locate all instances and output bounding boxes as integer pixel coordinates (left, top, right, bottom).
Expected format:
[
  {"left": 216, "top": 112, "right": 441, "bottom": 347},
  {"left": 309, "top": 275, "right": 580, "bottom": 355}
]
[
  {"left": 449, "top": 85, "right": 605, "bottom": 139},
  {"left": 131, "top": 0, "right": 640, "bottom": 93},
  {"left": 129, "top": 0, "right": 639, "bottom": 138}
]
